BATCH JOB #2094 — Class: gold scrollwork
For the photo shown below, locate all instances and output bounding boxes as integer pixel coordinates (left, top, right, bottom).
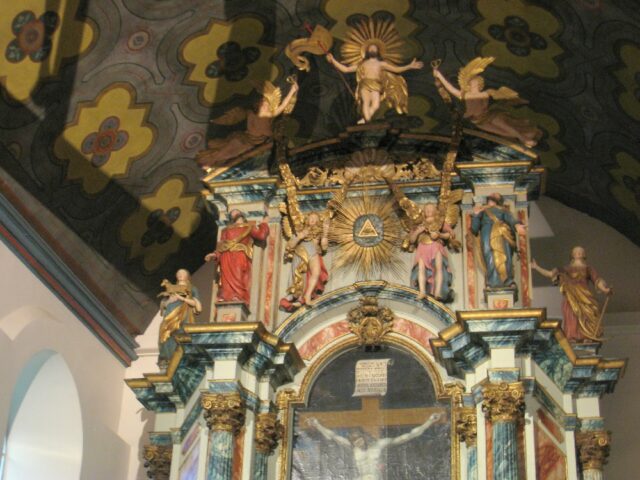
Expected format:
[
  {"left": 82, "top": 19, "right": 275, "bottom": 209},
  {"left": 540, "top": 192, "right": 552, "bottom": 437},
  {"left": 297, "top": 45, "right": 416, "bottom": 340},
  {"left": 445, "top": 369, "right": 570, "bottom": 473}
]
[
  {"left": 255, "top": 412, "right": 284, "bottom": 455},
  {"left": 576, "top": 430, "right": 611, "bottom": 472},
  {"left": 143, "top": 444, "right": 172, "bottom": 480},
  {"left": 201, "top": 393, "right": 246, "bottom": 434},
  {"left": 482, "top": 381, "right": 525, "bottom": 423},
  {"left": 347, "top": 296, "right": 395, "bottom": 346},
  {"left": 456, "top": 407, "right": 478, "bottom": 447}
]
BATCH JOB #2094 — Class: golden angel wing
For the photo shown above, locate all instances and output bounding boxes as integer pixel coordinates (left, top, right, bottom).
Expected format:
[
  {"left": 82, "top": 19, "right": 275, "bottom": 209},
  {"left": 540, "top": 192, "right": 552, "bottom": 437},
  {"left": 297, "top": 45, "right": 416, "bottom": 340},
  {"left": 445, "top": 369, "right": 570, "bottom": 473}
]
[
  {"left": 279, "top": 203, "right": 294, "bottom": 240},
  {"left": 382, "top": 71, "right": 409, "bottom": 114},
  {"left": 486, "top": 86, "right": 527, "bottom": 104},
  {"left": 285, "top": 25, "right": 334, "bottom": 72},
  {"left": 210, "top": 107, "right": 247, "bottom": 126},
  {"left": 458, "top": 56, "right": 495, "bottom": 92},
  {"left": 278, "top": 161, "right": 305, "bottom": 233},
  {"left": 441, "top": 188, "right": 464, "bottom": 226}
]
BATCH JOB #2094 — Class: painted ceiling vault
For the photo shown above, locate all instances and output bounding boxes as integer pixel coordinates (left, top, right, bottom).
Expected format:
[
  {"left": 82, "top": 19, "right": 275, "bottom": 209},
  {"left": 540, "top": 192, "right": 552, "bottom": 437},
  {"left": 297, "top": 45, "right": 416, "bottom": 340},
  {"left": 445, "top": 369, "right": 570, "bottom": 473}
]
[{"left": 1, "top": 0, "right": 639, "bottom": 335}]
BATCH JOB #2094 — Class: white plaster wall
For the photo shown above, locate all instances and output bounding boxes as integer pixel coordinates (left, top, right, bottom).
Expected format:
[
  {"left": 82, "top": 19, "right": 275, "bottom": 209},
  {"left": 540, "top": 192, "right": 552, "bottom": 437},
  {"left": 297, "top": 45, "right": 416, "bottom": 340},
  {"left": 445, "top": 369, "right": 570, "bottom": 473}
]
[{"left": 0, "top": 241, "right": 129, "bottom": 480}]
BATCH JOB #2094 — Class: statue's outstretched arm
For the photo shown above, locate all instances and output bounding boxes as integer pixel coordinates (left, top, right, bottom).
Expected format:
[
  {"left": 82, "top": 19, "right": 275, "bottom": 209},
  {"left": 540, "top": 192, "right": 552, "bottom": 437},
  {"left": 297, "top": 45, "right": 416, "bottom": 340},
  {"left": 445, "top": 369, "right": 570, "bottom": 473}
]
[
  {"left": 380, "top": 412, "right": 441, "bottom": 448},
  {"left": 308, "top": 418, "right": 351, "bottom": 447},
  {"left": 326, "top": 53, "right": 357, "bottom": 73},
  {"left": 433, "top": 70, "right": 462, "bottom": 99}
]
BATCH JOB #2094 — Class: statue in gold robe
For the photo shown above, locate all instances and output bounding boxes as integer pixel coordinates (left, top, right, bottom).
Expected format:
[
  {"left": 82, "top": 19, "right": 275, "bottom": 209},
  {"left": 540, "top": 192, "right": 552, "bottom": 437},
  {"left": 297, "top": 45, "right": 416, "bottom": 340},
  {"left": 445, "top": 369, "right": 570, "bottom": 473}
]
[{"left": 532, "top": 247, "right": 612, "bottom": 342}]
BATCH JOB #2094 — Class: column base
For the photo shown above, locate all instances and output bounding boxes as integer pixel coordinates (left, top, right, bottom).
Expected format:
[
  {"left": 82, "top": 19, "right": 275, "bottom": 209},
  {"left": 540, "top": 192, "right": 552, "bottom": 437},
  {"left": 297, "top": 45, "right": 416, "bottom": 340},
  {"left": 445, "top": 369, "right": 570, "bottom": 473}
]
[
  {"left": 484, "top": 286, "right": 518, "bottom": 309},
  {"left": 215, "top": 301, "right": 250, "bottom": 323}
]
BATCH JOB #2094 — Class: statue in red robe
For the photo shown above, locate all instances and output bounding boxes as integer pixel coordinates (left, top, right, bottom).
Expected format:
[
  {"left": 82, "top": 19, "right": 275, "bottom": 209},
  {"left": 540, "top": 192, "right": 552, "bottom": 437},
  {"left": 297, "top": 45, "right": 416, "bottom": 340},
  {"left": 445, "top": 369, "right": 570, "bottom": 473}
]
[{"left": 205, "top": 209, "right": 270, "bottom": 306}]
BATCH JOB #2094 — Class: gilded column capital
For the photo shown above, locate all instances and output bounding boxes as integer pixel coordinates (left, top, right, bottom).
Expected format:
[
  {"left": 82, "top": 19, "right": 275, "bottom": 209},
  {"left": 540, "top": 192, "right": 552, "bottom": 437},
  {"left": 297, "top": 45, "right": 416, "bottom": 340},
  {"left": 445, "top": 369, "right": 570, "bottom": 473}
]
[
  {"left": 456, "top": 406, "right": 478, "bottom": 446},
  {"left": 143, "top": 445, "right": 172, "bottom": 480},
  {"left": 254, "top": 412, "right": 284, "bottom": 455},
  {"left": 482, "top": 381, "right": 525, "bottom": 423},
  {"left": 576, "top": 430, "right": 611, "bottom": 471},
  {"left": 201, "top": 392, "right": 246, "bottom": 435}
]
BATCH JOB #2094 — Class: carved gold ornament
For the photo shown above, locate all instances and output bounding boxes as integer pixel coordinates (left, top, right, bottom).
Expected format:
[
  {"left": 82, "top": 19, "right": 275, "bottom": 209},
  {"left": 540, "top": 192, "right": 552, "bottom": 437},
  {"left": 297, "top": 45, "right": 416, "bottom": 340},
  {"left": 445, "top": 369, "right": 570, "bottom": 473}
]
[
  {"left": 254, "top": 412, "right": 284, "bottom": 455},
  {"left": 143, "top": 445, "right": 172, "bottom": 480},
  {"left": 347, "top": 296, "right": 395, "bottom": 346},
  {"left": 201, "top": 393, "right": 246, "bottom": 434},
  {"left": 481, "top": 381, "right": 525, "bottom": 423},
  {"left": 576, "top": 430, "right": 611, "bottom": 471},
  {"left": 455, "top": 407, "right": 478, "bottom": 446}
]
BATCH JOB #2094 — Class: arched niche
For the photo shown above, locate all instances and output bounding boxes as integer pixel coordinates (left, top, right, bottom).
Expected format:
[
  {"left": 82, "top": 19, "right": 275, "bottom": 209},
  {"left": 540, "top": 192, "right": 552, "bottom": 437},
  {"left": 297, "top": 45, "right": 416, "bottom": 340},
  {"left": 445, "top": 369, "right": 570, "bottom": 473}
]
[
  {"left": 2, "top": 351, "right": 83, "bottom": 480},
  {"left": 277, "top": 336, "right": 458, "bottom": 480},
  {"left": 276, "top": 282, "right": 456, "bottom": 352}
]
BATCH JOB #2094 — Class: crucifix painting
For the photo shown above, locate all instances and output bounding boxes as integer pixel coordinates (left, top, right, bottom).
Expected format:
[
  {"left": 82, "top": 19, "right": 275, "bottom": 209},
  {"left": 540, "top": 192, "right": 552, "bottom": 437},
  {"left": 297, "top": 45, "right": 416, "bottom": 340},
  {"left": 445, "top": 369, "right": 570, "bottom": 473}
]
[{"left": 291, "top": 347, "right": 451, "bottom": 479}]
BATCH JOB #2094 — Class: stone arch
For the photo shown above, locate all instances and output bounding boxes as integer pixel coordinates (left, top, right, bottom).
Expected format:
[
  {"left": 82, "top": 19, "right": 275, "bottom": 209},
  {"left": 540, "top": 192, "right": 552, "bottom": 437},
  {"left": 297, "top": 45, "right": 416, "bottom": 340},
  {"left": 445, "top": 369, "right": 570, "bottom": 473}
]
[
  {"left": 2, "top": 350, "right": 83, "bottom": 480},
  {"left": 275, "top": 281, "right": 456, "bottom": 363}
]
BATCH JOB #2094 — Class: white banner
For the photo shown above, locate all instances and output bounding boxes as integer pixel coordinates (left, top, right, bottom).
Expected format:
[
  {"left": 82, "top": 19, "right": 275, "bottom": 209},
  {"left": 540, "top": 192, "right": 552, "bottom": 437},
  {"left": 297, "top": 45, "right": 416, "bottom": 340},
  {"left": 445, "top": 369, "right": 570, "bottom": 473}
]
[{"left": 353, "top": 359, "right": 392, "bottom": 397}]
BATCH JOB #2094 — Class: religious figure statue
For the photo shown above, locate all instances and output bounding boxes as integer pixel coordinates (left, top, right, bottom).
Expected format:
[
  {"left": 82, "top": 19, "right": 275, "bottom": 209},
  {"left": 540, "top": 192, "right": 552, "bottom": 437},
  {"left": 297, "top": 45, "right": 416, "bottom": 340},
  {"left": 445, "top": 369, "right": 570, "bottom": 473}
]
[
  {"left": 279, "top": 210, "right": 330, "bottom": 312},
  {"left": 158, "top": 269, "right": 202, "bottom": 361},
  {"left": 306, "top": 413, "right": 442, "bottom": 480},
  {"left": 324, "top": 19, "right": 423, "bottom": 124},
  {"left": 432, "top": 57, "right": 542, "bottom": 147},
  {"left": 278, "top": 161, "right": 339, "bottom": 312},
  {"left": 196, "top": 78, "right": 298, "bottom": 169},
  {"left": 387, "top": 180, "right": 463, "bottom": 303},
  {"left": 531, "top": 246, "right": 612, "bottom": 342},
  {"left": 204, "top": 209, "right": 270, "bottom": 306},
  {"left": 470, "top": 193, "right": 527, "bottom": 289}
]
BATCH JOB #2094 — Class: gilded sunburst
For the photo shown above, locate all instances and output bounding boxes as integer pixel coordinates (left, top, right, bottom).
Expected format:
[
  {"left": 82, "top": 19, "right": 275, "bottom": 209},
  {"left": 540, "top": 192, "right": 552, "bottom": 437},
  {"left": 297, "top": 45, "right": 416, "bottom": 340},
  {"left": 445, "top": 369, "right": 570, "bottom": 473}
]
[{"left": 330, "top": 194, "right": 403, "bottom": 279}]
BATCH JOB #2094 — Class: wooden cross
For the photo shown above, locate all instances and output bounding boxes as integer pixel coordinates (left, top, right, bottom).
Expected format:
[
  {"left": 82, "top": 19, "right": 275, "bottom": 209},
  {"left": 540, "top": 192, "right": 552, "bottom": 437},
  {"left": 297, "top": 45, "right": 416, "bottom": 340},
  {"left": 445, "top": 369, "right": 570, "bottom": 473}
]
[{"left": 297, "top": 396, "right": 447, "bottom": 438}]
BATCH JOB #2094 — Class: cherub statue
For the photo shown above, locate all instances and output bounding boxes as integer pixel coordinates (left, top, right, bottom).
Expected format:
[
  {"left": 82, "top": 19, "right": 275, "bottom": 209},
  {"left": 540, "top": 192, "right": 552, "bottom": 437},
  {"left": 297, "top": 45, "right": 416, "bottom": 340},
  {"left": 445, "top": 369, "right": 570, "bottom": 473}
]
[
  {"left": 324, "top": 19, "right": 423, "bottom": 124},
  {"left": 531, "top": 246, "right": 612, "bottom": 342},
  {"left": 278, "top": 162, "right": 333, "bottom": 312},
  {"left": 279, "top": 211, "right": 330, "bottom": 312},
  {"left": 432, "top": 57, "right": 542, "bottom": 147},
  {"left": 388, "top": 180, "right": 463, "bottom": 302},
  {"left": 196, "top": 78, "right": 298, "bottom": 169}
]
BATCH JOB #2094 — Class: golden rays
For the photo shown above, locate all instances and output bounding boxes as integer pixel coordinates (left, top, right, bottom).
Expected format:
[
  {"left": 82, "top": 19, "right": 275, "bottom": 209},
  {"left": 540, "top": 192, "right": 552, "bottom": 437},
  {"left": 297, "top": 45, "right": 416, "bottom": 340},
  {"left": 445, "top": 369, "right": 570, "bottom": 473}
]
[
  {"left": 340, "top": 19, "right": 406, "bottom": 66},
  {"left": 330, "top": 193, "right": 404, "bottom": 279}
]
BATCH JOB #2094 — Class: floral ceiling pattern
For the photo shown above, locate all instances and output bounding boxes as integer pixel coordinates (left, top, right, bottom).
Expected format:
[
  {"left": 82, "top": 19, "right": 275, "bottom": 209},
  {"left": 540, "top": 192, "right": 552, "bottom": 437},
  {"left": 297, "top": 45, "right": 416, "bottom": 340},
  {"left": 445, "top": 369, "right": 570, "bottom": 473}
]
[{"left": 0, "top": 0, "right": 639, "bottom": 330}]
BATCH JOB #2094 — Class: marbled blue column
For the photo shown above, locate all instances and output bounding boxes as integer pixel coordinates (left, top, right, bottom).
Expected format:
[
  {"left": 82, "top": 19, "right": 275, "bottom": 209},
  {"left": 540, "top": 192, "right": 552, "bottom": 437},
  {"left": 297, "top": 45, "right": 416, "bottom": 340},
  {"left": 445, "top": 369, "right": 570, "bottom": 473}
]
[
  {"left": 207, "top": 429, "right": 234, "bottom": 480},
  {"left": 492, "top": 420, "right": 519, "bottom": 480},
  {"left": 253, "top": 452, "right": 268, "bottom": 480},
  {"left": 467, "top": 444, "right": 478, "bottom": 480}
]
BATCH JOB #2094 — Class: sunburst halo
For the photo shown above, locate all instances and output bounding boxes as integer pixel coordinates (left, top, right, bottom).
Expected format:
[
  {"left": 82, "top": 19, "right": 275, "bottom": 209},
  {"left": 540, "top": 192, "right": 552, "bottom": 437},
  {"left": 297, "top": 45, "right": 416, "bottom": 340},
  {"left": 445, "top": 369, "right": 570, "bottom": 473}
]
[{"left": 330, "top": 194, "right": 404, "bottom": 279}]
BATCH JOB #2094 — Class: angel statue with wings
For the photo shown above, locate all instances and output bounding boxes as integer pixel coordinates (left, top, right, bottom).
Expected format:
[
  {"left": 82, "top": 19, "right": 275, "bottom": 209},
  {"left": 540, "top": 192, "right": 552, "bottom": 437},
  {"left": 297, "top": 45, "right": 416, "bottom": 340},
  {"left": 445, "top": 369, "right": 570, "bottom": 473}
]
[
  {"left": 388, "top": 181, "right": 463, "bottom": 303},
  {"left": 432, "top": 57, "right": 542, "bottom": 147},
  {"left": 324, "top": 19, "right": 423, "bottom": 124},
  {"left": 196, "top": 78, "right": 298, "bottom": 169},
  {"left": 278, "top": 163, "right": 333, "bottom": 313}
]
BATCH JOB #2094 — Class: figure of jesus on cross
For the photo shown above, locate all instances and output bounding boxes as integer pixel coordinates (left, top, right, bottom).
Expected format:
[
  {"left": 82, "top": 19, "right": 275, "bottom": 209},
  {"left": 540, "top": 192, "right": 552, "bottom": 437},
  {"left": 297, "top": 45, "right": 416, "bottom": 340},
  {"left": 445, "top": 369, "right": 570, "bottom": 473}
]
[{"left": 301, "top": 395, "right": 445, "bottom": 480}]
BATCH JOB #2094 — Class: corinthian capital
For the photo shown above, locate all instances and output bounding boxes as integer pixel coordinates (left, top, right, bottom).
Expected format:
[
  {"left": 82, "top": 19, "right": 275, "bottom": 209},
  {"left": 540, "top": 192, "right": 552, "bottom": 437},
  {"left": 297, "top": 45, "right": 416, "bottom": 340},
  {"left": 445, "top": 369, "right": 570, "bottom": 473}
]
[
  {"left": 456, "top": 407, "right": 478, "bottom": 446},
  {"left": 576, "top": 430, "right": 611, "bottom": 471},
  {"left": 143, "top": 445, "right": 172, "bottom": 480},
  {"left": 482, "top": 381, "right": 525, "bottom": 423},
  {"left": 254, "top": 412, "right": 284, "bottom": 455},
  {"left": 201, "top": 393, "right": 246, "bottom": 434}
]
